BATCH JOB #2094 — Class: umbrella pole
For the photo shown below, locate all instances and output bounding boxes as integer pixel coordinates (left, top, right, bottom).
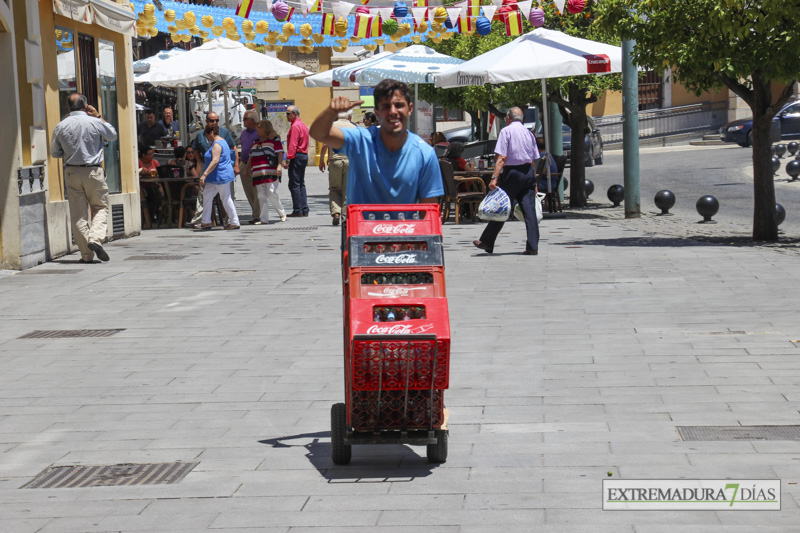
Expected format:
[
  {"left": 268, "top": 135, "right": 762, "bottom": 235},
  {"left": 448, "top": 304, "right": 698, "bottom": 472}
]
[
  {"left": 207, "top": 82, "right": 213, "bottom": 114},
  {"left": 223, "top": 84, "right": 231, "bottom": 131},
  {"left": 541, "top": 78, "right": 552, "bottom": 194},
  {"left": 413, "top": 83, "right": 418, "bottom": 134},
  {"left": 178, "top": 89, "right": 187, "bottom": 146}
]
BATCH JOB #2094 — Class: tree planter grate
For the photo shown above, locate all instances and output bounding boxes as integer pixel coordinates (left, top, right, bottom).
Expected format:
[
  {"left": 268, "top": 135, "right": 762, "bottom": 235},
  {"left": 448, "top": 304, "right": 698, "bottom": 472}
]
[
  {"left": 126, "top": 255, "right": 188, "bottom": 261},
  {"left": 18, "top": 329, "right": 125, "bottom": 339},
  {"left": 21, "top": 462, "right": 199, "bottom": 489},
  {"left": 678, "top": 425, "right": 800, "bottom": 441}
]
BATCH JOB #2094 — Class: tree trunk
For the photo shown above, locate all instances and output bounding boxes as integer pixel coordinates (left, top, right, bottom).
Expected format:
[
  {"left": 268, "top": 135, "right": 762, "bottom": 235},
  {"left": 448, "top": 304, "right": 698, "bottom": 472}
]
[
  {"left": 750, "top": 80, "right": 778, "bottom": 241},
  {"left": 567, "top": 85, "right": 587, "bottom": 208}
]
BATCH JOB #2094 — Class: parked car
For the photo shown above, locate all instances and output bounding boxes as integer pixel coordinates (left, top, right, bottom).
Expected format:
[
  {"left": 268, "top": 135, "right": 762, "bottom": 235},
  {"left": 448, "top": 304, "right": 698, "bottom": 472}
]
[
  {"left": 562, "top": 116, "right": 604, "bottom": 167},
  {"left": 719, "top": 99, "right": 800, "bottom": 147},
  {"left": 443, "top": 113, "right": 603, "bottom": 167}
]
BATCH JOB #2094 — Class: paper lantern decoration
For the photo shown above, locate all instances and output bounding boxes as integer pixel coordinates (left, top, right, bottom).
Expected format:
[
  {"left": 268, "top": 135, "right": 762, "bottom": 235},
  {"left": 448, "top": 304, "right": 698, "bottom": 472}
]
[
  {"left": 211, "top": 26, "right": 224, "bottom": 36},
  {"left": 181, "top": 34, "right": 192, "bottom": 42},
  {"left": 199, "top": 30, "right": 208, "bottom": 38},
  {"left": 189, "top": 25, "right": 199, "bottom": 35},
  {"left": 272, "top": 1, "right": 290, "bottom": 21},
  {"left": 312, "top": 33, "right": 325, "bottom": 43},
  {"left": 433, "top": 7, "right": 447, "bottom": 24},
  {"left": 266, "top": 34, "right": 278, "bottom": 44},
  {"left": 170, "top": 33, "right": 181, "bottom": 43},
  {"left": 166, "top": 24, "right": 176, "bottom": 33},
  {"left": 410, "top": 34, "right": 421, "bottom": 43},
  {"left": 62, "top": 40, "right": 73, "bottom": 49},
  {"left": 173, "top": 19, "right": 185, "bottom": 30},
  {"left": 300, "top": 37, "right": 313, "bottom": 46},
  {"left": 476, "top": 16, "right": 491, "bottom": 35},
  {"left": 350, "top": 36, "right": 361, "bottom": 43},
  {"left": 228, "top": 32, "right": 240, "bottom": 41},
  {"left": 164, "top": 9, "right": 175, "bottom": 22},
  {"left": 267, "top": 30, "right": 279, "bottom": 38},
  {"left": 374, "top": 38, "right": 385, "bottom": 45},
  {"left": 389, "top": 32, "right": 401, "bottom": 42},
  {"left": 393, "top": 1, "right": 408, "bottom": 19},
  {"left": 431, "top": 22, "right": 443, "bottom": 32},
  {"left": 333, "top": 45, "right": 346, "bottom": 53},
  {"left": 265, "top": 44, "right": 275, "bottom": 51},
  {"left": 431, "top": 35, "right": 442, "bottom": 43},
  {"left": 278, "top": 33, "right": 289, "bottom": 42},
  {"left": 282, "top": 23, "right": 295, "bottom": 35},
  {"left": 356, "top": 5, "right": 369, "bottom": 15},
  {"left": 442, "top": 29, "right": 453, "bottom": 39},
  {"left": 396, "top": 42, "right": 408, "bottom": 48},
  {"left": 529, "top": 7, "right": 545, "bottom": 27},
  {"left": 147, "top": 26, "right": 158, "bottom": 37},
  {"left": 183, "top": 11, "right": 196, "bottom": 26},
  {"left": 399, "top": 22, "right": 411, "bottom": 35},
  {"left": 382, "top": 18, "right": 398, "bottom": 35},
  {"left": 567, "top": 0, "right": 586, "bottom": 14},
  {"left": 427, "top": 30, "right": 437, "bottom": 38},
  {"left": 245, "top": 32, "right": 256, "bottom": 41},
  {"left": 300, "top": 23, "right": 313, "bottom": 37},
  {"left": 364, "top": 44, "right": 377, "bottom": 51},
  {"left": 143, "top": 3, "right": 154, "bottom": 15},
  {"left": 129, "top": 3, "right": 134, "bottom": 12},
  {"left": 252, "top": 20, "right": 266, "bottom": 34},
  {"left": 242, "top": 20, "right": 254, "bottom": 32},
  {"left": 416, "top": 21, "right": 428, "bottom": 33},
  {"left": 222, "top": 17, "right": 235, "bottom": 30},
  {"left": 55, "top": 29, "right": 63, "bottom": 39},
  {"left": 335, "top": 17, "right": 348, "bottom": 37}
]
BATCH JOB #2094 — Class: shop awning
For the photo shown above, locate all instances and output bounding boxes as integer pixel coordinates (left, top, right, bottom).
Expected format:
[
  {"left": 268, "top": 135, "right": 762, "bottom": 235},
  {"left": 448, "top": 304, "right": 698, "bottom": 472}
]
[{"left": 53, "top": 0, "right": 135, "bottom": 37}]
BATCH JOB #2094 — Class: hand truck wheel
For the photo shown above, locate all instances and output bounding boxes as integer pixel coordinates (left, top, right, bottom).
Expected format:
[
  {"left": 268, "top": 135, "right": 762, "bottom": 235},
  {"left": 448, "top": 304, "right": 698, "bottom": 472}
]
[
  {"left": 426, "top": 429, "right": 448, "bottom": 463},
  {"left": 330, "top": 402, "right": 351, "bottom": 465}
]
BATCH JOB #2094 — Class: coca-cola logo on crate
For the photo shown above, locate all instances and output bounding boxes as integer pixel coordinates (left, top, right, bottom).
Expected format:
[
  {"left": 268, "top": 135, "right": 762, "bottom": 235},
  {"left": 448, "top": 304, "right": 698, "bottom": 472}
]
[
  {"left": 366, "top": 324, "right": 435, "bottom": 335},
  {"left": 372, "top": 223, "right": 416, "bottom": 235},
  {"left": 375, "top": 254, "right": 417, "bottom": 264}
]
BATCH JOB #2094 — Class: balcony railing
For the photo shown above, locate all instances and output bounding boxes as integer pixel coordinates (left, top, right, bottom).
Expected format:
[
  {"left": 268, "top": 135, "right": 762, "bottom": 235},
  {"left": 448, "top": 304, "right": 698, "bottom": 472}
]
[{"left": 594, "top": 102, "right": 728, "bottom": 144}]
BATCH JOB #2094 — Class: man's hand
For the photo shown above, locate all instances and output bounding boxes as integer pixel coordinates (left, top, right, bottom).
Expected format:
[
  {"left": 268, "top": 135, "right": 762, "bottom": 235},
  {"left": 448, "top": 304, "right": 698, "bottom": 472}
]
[
  {"left": 234, "top": 163, "right": 239, "bottom": 174},
  {"left": 86, "top": 105, "right": 102, "bottom": 120},
  {"left": 488, "top": 177, "right": 499, "bottom": 191},
  {"left": 309, "top": 97, "right": 365, "bottom": 149},
  {"left": 319, "top": 161, "right": 327, "bottom": 172},
  {"left": 330, "top": 96, "right": 364, "bottom": 114},
  {"left": 282, "top": 160, "right": 289, "bottom": 169}
]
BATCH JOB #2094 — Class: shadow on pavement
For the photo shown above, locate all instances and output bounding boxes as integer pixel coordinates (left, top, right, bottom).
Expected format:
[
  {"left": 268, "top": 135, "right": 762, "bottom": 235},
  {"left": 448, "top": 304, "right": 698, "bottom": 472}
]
[
  {"left": 555, "top": 234, "right": 800, "bottom": 250},
  {"left": 259, "top": 431, "right": 438, "bottom": 481}
]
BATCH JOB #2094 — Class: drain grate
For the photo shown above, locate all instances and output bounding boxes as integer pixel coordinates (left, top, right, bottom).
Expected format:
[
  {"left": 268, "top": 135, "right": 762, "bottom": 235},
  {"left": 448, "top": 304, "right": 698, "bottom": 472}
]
[
  {"left": 21, "top": 462, "right": 199, "bottom": 489},
  {"left": 243, "top": 226, "right": 318, "bottom": 232},
  {"left": 678, "top": 425, "right": 800, "bottom": 441},
  {"left": 126, "top": 255, "right": 188, "bottom": 261},
  {"left": 18, "top": 329, "right": 125, "bottom": 339},
  {"left": 21, "top": 269, "right": 82, "bottom": 275}
]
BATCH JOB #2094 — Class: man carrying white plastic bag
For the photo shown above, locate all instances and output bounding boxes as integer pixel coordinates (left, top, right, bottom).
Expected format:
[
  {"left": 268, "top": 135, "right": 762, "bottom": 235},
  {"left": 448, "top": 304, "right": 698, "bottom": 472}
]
[{"left": 473, "top": 107, "right": 540, "bottom": 256}]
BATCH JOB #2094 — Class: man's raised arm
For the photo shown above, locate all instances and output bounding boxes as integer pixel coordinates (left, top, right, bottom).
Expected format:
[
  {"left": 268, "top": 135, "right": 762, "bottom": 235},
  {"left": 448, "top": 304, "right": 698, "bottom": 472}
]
[{"left": 310, "top": 96, "right": 364, "bottom": 150}]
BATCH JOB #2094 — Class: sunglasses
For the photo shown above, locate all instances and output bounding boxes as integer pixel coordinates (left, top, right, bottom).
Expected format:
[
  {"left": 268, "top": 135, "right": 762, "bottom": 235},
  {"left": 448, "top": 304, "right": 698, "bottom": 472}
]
[{"left": 207, "top": 118, "right": 219, "bottom": 123}]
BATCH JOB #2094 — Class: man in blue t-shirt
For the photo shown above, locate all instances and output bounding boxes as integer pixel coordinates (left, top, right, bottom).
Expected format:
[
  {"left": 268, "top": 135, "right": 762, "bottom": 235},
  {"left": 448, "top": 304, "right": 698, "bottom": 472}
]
[{"left": 309, "top": 79, "right": 443, "bottom": 206}]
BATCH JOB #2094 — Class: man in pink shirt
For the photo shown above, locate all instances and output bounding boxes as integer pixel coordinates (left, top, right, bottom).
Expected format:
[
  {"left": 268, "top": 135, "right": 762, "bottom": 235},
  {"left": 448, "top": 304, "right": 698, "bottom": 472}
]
[{"left": 283, "top": 105, "right": 310, "bottom": 217}]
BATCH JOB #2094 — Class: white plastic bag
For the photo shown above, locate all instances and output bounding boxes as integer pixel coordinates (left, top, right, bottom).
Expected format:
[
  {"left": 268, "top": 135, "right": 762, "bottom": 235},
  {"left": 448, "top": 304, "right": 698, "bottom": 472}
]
[
  {"left": 512, "top": 192, "right": 546, "bottom": 223},
  {"left": 478, "top": 187, "right": 511, "bottom": 222}
]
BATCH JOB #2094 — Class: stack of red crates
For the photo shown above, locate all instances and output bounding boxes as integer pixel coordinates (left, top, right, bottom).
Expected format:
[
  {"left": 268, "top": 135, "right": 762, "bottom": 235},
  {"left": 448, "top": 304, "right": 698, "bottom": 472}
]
[{"left": 343, "top": 205, "right": 451, "bottom": 432}]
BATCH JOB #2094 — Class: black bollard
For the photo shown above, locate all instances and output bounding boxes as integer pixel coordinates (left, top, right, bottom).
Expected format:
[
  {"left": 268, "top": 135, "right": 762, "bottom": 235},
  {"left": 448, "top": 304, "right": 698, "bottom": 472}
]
[
  {"left": 788, "top": 141, "right": 799, "bottom": 156},
  {"left": 776, "top": 144, "right": 787, "bottom": 158},
  {"left": 607, "top": 184, "right": 624, "bottom": 207},
  {"left": 696, "top": 195, "right": 719, "bottom": 223},
  {"left": 787, "top": 160, "right": 800, "bottom": 181},
  {"left": 771, "top": 145, "right": 777, "bottom": 157},
  {"left": 775, "top": 203, "right": 786, "bottom": 226},
  {"left": 562, "top": 177, "right": 569, "bottom": 190},
  {"left": 654, "top": 190, "right": 676, "bottom": 215},
  {"left": 772, "top": 156, "right": 781, "bottom": 174},
  {"left": 585, "top": 179, "right": 594, "bottom": 197}
]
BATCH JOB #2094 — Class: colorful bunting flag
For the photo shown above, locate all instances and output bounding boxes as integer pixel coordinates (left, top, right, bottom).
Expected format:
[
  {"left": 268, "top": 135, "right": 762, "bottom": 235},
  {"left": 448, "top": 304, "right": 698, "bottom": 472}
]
[
  {"left": 505, "top": 10, "right": 522, "bottom": 36},
  {"left": 482, "top": 5, "right": 498, "bottom": 21},
  {"left": 303, "top": 0, "right": 323, "bottom": 14},
  {"left": 353, "top": 13, "right": 370, "bottom": 37},
  {"left": 467, "top": 0, "right": 479, "bottom": 17},
  {"left": 320, "top": 12, "right": 336, "bottom": 34},
  {"left": 456, "top": 14, "right": 473, "bottom": 33},
  {"left": 369, "top": 15, "right": 382, "bottom": 37},
  {"left": 235, "top": 0, "right": 254, "bottom": 19},
  {"left": 413, "top": 0, "right": 428, "bottom": 6}
]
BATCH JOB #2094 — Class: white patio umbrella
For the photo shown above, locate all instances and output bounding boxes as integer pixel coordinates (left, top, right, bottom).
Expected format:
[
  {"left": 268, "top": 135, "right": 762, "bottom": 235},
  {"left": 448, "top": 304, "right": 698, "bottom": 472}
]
[
  {"left": 331, "top": 46, "right": 464, "bottom": 131},
  {"left": 434, "top": 28, "right": 623, "bottom": 192},
  {"left": 137, "top": 38, "right": 310, "bottom": 130},
  {"left": 303, "top": 52, "right": 393, "bottom": 88},
  {"left": 133, "top": 47, "right": 186, "bottom": 75}
]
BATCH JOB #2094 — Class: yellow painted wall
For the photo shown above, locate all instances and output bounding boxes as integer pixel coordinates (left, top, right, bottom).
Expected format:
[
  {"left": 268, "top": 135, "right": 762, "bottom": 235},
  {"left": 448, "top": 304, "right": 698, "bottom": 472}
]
[
  {"left": 589, "top": 90, "right": 622, "bottom": 117},
  {"left": 277, "top": 47, "right": 333, "bottom": 158},
  {"left": 671, "top": 82, "right": 727, "bottom": 107},
  {"left": 42, "top": 6, "right": 137, "bottom": 198},
  {"left": 13, "top": 0, "right": 33, "bottom": 166}
]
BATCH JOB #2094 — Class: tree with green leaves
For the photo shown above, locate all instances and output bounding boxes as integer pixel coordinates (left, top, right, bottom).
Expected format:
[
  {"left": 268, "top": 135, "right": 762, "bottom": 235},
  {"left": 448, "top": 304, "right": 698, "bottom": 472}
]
[
  {"left": 598, "top": 0, "right": 800, "bottom": 241},
  {"left": 422, "top": 1, "right": 621, "bottom": 207}
]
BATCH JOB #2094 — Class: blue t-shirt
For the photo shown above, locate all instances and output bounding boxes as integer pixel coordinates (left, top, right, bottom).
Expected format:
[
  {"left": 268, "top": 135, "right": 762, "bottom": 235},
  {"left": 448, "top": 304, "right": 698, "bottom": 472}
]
[
  {"left": 336, "top": 127, "right": 444, "bottom": 205},
  {"left": 204, "top": 140, "right": 236, "bottom": 184}
]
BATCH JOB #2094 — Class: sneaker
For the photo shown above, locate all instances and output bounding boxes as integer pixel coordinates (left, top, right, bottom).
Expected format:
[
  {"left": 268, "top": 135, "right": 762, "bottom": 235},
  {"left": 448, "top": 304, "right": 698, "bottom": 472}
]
[
  {"left": 332, "top": 214, "right": 340, "bottom": 226},
  {"left": 280, "top": 214, "right": 287, "bottom": 222},
  {"left": 88, "top": 242, "right": 109, "bottom": 262},
  {"left": 253, "top": 221, "right": 263, "bottom": 225}
]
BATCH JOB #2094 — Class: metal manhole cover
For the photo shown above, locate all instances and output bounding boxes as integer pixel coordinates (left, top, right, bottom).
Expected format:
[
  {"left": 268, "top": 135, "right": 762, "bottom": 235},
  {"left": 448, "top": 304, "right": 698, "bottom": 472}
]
[
  {"left": 126, "top": 255, "right": 188, "bottom": 260},
  {"left": 18, "top": 329, "right": 125, "bottom": 339},
  {"left": 677, "top": 426, "right": 800, "bottom": 441},
  {"left": 21, "top": 269, "right": 82, "bottom": 274},
  {"left": 21, "top": 462, "right": 199, "bottom": 489}
]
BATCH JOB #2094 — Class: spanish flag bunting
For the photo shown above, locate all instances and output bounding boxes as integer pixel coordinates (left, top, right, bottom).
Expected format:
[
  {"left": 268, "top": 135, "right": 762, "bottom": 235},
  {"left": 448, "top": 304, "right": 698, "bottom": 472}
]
[
  {"left": 369, "top": 15, "right": 382, "bottom": 37},
  {"left": 308, "top": 0, "right": 323, "bottom": 14},
  {"left": 456, "top": 14, "right": 473, "bottom": 33},
  {"left": 235, "top": 0, "right": 254, "bottom": 19},
  {"left": 413, "top": 0, "right": 428, "bottom": 6},
  {"left": 467, "top": 0, "right": 479, "bottom": 17},
  {"left": 353, "top": 14, "right": 370, "bottom": 38},
  {"left": 320, "top": 12, "right": 335, "bottom": 35},
  {"left": 505, "top": 10, "right": 522, "bottom": 36},
  {"left": 286, "top": 6, "right": 295, "bottom": 20}
]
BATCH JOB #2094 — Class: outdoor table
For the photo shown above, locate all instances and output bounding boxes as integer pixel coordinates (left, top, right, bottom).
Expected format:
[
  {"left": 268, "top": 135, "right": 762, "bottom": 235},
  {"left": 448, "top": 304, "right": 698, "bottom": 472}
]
[
  {"left": 140, "top": 176, "right": 199, "bottom": 227},
  {"left": 454, "top": 169, "right": 494, "bottom": 188}
]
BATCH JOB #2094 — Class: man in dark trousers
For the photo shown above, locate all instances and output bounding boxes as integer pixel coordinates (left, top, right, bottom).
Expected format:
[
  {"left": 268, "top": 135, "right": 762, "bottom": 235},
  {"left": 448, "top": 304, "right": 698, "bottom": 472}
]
[
  {"left": 473, "top": 106, "right": 540, "bottom": 255},
  {"left": 283, "top": 105, "right": 310, "bottom": 217},
  {"left": 50, "top": 93, "right": 117, "bottom": 262}
]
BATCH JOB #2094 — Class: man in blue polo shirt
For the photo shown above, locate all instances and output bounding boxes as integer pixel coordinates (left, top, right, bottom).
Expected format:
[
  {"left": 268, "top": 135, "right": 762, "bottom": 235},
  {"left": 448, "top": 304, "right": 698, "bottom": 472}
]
[{"left": 309, "top": 78, "right": 443, "bottom": 206}]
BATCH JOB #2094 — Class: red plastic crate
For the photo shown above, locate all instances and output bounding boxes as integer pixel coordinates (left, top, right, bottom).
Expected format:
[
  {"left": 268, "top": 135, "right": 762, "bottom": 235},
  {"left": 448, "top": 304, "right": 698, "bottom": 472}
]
[
  {"left": 349, "top": 389, "right": 444, "bottom": 431},
  {"left": 346, "top": 204, "right": 442, "bottom": 239},
  {"left": 351, "top": 336, "right": 449, "bottom": 391}
]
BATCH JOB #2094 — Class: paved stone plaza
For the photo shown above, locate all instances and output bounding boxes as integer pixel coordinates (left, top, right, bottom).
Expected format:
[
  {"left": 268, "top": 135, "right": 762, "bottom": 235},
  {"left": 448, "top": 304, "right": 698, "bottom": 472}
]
[{"left": 1, "top": 168, "right": 799, "bottom": 532}]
